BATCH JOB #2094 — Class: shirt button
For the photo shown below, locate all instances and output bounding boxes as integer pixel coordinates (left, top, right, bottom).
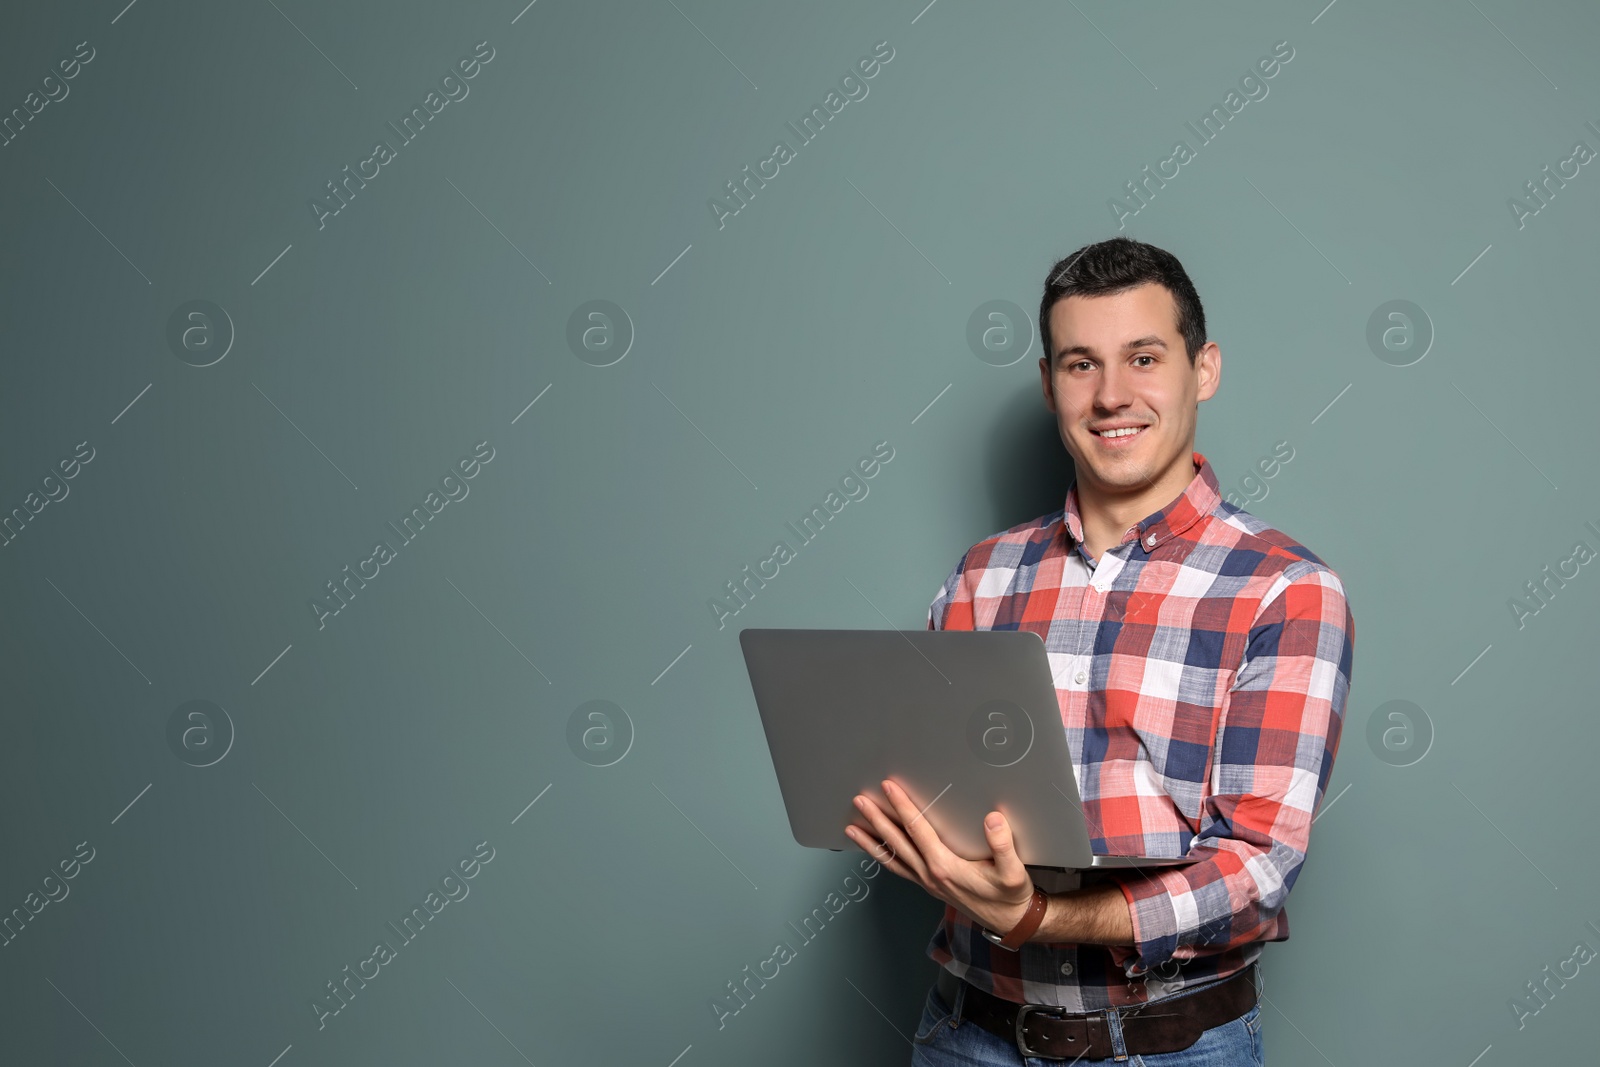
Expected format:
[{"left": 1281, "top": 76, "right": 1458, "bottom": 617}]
[
  {"left": 1073, "top": 670, "right": 1087, "bottom": 685},
  {"left": 1060, "top": 962, "right": 1075, "bottom": 976},
  {"left": 1146, "top": 534, "right": 1157, "bottom": 546}
]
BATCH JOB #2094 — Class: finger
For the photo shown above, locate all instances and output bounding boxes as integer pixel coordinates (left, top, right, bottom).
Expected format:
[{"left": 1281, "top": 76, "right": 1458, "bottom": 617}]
[
  {"left": 845, "top": 825, "right": 911, "bottom": 878},
  {"left": 859, "top": 788, "right": 906, "bottom": 831},
  {"left": 845, "top": 823, "right": 911, "bottom": 877},
  {"left": 853, "top": 793, "right": 929, "bottom": 883},
  {"left": 853, "top": 795, "right": 924, "bottom": 878},
  {"left": 880, "top": 779, "right": 952, "bottom": 877}
]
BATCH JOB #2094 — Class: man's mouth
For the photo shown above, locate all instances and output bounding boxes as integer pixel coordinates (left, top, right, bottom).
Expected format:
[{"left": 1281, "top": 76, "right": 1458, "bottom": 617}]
[{"left": 1091, "top": 424, "right": 1147, "bottom": 446}]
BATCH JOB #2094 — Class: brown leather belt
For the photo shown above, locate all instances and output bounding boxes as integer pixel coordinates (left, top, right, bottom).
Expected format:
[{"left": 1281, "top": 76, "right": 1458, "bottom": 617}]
[{"left": 935, "top": 962, "right": 1257, "bottom": 1060}]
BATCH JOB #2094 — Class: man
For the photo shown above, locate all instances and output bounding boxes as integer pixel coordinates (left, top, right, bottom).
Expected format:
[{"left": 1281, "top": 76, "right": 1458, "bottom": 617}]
[{"left": 847, "top": 236, "right": 1355, "bottom": 1064}]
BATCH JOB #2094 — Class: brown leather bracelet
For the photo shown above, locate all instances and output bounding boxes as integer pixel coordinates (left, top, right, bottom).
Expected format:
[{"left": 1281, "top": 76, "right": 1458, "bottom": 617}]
[{"left": 995, "top": 885, "right": 1049, "bottom": 950}]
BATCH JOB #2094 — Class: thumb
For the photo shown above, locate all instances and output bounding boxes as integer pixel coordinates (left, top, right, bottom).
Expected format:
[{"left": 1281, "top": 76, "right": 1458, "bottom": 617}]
[{"left": 984, "top": 811, "right": 1024, "bottom": 874}]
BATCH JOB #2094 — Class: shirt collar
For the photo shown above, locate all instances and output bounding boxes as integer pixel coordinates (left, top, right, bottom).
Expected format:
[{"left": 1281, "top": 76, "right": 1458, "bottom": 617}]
[{"left": 1062, "top": 451, "right": 1221, "bottom": 556}]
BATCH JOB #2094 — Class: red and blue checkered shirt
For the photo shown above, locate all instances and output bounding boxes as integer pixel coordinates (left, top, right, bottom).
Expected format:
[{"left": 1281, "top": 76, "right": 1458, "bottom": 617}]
[{"left": 925, "top": 451, "right": 1354, "bottom": 1011}]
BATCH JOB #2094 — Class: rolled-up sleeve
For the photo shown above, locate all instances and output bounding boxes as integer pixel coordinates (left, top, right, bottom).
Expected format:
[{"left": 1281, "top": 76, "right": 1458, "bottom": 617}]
[
  {"left": 926, "top": 550, "right": 971, "bottom": 632},
  {"left": 1104, "top": 562, "right": 1356, "bottom": 975}
]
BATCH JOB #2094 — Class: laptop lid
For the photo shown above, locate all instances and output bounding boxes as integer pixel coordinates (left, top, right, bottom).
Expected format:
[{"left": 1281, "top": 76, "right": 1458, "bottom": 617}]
[{"left": 738, "top": 627, "right": 1195, "bottom": 870}]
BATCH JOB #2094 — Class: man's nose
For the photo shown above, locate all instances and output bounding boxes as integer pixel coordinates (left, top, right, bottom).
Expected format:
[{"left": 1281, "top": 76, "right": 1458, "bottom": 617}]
[{"left": 1094, "top": 365, "right": 1133, "bottom": 410}]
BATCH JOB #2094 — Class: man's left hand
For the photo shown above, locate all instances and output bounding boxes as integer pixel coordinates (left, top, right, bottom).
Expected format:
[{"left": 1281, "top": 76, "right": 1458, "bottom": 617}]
[{"left": 847, "top": 778, "right": 1037, "bottom": 937}]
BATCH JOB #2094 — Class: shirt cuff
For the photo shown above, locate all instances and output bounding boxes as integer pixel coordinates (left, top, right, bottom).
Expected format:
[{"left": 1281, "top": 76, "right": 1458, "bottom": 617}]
[{"left": 1108, "top": 870, "right": 1184, "bottom": 976}]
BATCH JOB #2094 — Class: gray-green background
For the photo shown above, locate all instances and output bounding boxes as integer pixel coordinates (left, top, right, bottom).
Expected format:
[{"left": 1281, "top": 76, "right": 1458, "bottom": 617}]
[{"left": 2, "top": 0, "right": 1597, "bottom": 1063}]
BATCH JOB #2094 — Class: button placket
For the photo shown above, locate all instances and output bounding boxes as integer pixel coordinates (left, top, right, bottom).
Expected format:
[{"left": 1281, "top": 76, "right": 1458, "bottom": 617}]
[{"left": 1089, "top": 548, "right": 1126, "bottom": 593}]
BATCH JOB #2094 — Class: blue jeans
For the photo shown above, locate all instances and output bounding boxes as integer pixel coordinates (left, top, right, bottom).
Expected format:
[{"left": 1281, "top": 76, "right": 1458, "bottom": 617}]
[{"left": 910, "top": 977, "right": 1264, "bottom": 1066}]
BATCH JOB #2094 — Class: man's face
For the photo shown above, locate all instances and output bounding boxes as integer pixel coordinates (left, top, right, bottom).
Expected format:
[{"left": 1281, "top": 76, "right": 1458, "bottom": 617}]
[{"left": 1038, "top": 282, "right": 1219, "bottom": 500}]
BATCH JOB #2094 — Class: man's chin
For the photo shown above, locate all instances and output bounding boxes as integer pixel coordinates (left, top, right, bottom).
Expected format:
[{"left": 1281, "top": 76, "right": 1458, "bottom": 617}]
[{"left": 1078, "top": 460, "right": 1159, "bottom": 493}]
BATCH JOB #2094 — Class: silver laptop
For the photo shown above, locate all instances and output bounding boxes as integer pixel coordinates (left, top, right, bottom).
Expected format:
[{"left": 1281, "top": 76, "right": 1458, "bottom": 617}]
[{"left": 738, "top": 628, "right": 1198, "bottom": 870}]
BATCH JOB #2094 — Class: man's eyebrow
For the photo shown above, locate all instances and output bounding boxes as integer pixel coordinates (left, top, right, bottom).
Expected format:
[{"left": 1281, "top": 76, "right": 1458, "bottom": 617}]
[{"left": 1054, "top": 335, "right": 1169, "bottom": 361}]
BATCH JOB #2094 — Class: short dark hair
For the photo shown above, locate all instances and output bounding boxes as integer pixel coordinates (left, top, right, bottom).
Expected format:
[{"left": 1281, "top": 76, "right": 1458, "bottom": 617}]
[{"left": 1039, "top": 237, "right": 1207, "bottom": 367}]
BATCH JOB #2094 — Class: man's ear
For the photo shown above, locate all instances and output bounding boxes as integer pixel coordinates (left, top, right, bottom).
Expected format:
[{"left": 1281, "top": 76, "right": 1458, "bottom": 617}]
[
  {"left": 1195, "top": 342, "right": 1222, "bottom": 401},
  {"left": 1039, "top": 356, "right": 1055, "bottom": 412}
]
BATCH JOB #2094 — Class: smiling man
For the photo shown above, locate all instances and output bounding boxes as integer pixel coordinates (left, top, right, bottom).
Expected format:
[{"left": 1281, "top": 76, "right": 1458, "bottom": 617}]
[{"left": 847, "top": 236, "right": 1355, "bottom": 1065}]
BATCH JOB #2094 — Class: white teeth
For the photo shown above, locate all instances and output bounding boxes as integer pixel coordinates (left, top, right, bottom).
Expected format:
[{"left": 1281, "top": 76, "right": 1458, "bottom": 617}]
[{"left": 1096, "top": 426, "right": 1143, "bottom": 438}]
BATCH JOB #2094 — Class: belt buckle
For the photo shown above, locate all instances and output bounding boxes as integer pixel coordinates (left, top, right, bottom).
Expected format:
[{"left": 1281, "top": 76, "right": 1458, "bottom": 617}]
[{"left": 1014, "top": 1003, "right": 1071, "bottom": 1059}]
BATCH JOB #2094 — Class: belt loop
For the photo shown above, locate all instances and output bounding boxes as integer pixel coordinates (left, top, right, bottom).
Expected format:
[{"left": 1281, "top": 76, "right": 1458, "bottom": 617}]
[
  {"left": 950, "top": 975, "right": 966, "bottom": 1028},
  {"left": 1104, "top": 1006, "right": 1130, "bottom": 1061}
]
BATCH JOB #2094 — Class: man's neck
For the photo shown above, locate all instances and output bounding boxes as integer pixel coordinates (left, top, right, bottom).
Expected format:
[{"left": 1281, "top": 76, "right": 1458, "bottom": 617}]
[{"left": 1076, "top": 457, "right": 1197, "bottom": 561}]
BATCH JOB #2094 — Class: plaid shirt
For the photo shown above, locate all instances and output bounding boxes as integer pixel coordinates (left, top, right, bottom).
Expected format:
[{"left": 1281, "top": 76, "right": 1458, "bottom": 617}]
[{"left": 925, "top": 451, "right": 1354, "bottom": 1011}]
